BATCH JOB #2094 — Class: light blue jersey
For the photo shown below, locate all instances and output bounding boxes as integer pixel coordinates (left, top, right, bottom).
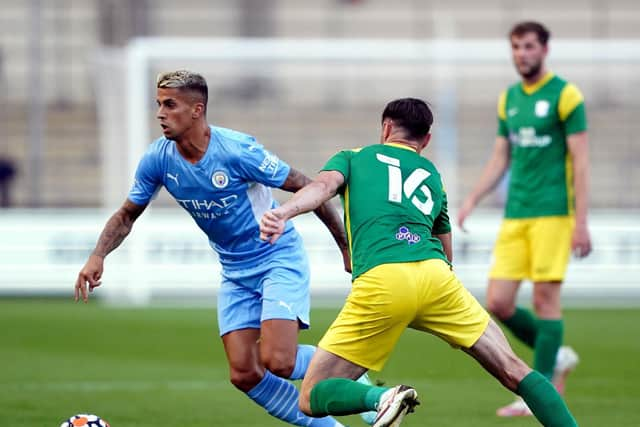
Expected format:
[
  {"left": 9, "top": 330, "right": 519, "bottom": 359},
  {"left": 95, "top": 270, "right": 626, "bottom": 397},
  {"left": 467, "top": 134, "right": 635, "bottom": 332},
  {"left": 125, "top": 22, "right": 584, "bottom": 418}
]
[{"left": 128, "top": 125, "right": 310, "bottom": 334}]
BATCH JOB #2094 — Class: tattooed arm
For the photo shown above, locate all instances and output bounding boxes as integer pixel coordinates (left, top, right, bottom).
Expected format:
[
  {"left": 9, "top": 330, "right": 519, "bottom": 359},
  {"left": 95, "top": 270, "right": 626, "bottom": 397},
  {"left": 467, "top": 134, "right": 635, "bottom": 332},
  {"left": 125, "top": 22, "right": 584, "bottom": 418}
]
[
  {"left": 279, "top": 168, "right": 351, "bottom": 272},
  {"left": 75, "top": 199, "right": 147, "bottom": 302}
]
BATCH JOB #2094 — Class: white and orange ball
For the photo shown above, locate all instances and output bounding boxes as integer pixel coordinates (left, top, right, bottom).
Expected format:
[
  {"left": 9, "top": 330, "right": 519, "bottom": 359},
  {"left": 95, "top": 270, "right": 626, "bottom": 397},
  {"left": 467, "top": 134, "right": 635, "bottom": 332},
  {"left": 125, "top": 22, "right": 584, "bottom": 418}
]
[{"left": 60, "top": 414, "right": 110, "bottom": 427}]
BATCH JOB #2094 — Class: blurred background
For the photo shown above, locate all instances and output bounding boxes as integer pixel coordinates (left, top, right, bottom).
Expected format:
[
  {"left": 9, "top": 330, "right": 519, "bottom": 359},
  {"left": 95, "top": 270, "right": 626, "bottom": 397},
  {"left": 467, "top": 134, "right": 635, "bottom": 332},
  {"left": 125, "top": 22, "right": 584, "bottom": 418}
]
[
  {"left": 1, "top": 2, "right": 640, "bottom": 427},
  {"left": 0, "top": 0, "right": 638, "bottom": 304}
]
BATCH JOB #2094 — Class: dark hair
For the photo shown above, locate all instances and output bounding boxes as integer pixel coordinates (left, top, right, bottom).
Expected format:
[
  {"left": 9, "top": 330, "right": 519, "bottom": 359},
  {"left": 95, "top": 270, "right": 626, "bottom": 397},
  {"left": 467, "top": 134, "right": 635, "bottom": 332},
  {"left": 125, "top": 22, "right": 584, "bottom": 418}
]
[
  {"left": 510, "top": 21, "right": 551, "bottom": 46},
  {"left": 382, "top": 98, "right": 433, "bottom": 140}
]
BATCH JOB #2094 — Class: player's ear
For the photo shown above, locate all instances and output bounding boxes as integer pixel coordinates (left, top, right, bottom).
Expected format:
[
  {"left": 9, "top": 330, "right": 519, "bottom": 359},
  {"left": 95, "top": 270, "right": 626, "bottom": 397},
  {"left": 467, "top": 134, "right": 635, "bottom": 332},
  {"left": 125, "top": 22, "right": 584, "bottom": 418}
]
[
  {"left": 381, "top": 119, "right": 392, "bottom": 142},
  {"left": 418, "top": 133, "right": 431, "bottom": 152},
  {"left": 192, "top": 103, "right": 205, "bottom": 119}
]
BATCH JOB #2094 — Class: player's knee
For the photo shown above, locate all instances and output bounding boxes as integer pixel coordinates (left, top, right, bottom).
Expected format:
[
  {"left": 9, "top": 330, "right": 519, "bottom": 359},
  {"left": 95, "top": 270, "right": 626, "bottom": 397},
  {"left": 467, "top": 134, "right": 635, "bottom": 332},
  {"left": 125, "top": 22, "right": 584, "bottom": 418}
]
[
  {"left": 486, "top": 299, "right": 514, "bottom": 320},
  {"left": 262, "top": 350, "right": 296, "bottom": 379},
  {"left": 229, "top": 366, "right": 263, "bottom": 392},
  {"left": 532, "top": 295, "right": 560, "bottom": 318}
]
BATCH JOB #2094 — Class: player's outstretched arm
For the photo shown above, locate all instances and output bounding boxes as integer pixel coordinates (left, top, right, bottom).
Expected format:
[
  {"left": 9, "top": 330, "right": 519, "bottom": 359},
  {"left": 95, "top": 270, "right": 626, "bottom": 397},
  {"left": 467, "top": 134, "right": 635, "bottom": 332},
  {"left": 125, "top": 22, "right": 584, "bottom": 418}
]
[
  {"left": 75, "top": 199, "right": 147, "bottom": 302},
  {"left": 278, "top": 168, "right": 350, "bottom": 271},
  {"left": 262, "top": 170, "right": 345, "bottom": 245},
  {"left": 458, "top": 136, "right": 510, "bottom": 231}
]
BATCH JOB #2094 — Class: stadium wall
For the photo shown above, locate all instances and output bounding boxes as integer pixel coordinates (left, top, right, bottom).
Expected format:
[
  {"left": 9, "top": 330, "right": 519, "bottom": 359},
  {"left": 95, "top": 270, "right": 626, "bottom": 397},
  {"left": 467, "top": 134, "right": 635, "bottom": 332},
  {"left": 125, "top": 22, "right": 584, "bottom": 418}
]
[{"left": 1, "top": 209, "right": 638, "bottom": 307}]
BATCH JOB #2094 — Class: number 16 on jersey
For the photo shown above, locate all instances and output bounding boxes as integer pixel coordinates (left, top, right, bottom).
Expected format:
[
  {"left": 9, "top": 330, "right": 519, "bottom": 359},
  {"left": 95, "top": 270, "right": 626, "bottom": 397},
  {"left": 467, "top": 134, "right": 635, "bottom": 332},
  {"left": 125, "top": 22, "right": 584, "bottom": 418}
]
[{"left": 376, "top": 153, "right": 434, "bottom": 216}]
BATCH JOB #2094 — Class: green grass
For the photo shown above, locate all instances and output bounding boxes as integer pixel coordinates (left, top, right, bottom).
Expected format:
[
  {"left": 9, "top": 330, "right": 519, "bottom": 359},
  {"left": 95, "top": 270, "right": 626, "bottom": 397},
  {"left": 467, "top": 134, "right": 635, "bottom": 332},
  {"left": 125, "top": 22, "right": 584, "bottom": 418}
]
[{"left": 1, "top": 300, "right": 639, "bottom": 426}]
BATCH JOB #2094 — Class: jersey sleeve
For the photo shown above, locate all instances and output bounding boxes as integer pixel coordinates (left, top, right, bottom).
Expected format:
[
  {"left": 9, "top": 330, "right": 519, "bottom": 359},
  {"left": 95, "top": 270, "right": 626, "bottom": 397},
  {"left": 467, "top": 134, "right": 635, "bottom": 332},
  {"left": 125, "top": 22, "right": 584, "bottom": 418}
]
[
  {"left": 128, "top": 148, "right": 162, "bottom": 206},
  {"left": 559, "top": 83, "right": 588, "bottom": 135},
  {"left": 432, "top": 188, "right": 452, "bottom": 235},
  {"left": 497, "top": 90, "right": 509, "bottom": 137},
  {"left": 321, "top": 150, "right": 353, "bottom": 180},
  {"left": 233, "top": 139, "right": 291, "bottom": 187}
]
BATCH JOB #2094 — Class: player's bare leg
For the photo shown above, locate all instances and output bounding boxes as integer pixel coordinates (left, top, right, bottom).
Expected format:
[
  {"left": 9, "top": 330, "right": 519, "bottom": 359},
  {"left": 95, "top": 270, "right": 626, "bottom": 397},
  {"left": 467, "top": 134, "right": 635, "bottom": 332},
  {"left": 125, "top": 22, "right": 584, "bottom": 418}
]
[
  {"left": 487, "top": 279, "right": 536, "bottom": 416},
  {"left": 486, "top": 279, "right": 521, "bottom": 321},
  {"left": 260, "top": 319, "right": 300, "bottom": 378},
  {"left": 222, "top": 328, "right": 264, "bottom": 392},
  {"left": 223, "top": 326, "right": 345, "bottom": 426},
  {"left": 463, "top": 319, "right": 578, "bottom": 427}
]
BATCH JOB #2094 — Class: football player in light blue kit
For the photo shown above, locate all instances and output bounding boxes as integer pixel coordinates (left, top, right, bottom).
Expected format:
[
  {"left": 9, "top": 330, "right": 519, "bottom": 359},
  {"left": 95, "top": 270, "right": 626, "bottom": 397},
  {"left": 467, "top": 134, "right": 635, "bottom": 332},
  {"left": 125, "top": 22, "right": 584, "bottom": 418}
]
[{"left": 75, "top": 70, "right": 356, "bottom": 426}]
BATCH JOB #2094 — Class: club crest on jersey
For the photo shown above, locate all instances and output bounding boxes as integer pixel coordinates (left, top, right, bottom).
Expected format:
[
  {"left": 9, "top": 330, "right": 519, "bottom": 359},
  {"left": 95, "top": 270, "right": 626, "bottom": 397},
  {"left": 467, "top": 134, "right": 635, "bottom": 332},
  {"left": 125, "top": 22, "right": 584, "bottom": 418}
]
[
  {"left": 535, "top": 100, "right": 550, "bottom": 117},
  {"left": 212, "top": 171, "right": 229, "bottom": 189},
  {"left": 396, "top": 226, "right": 421, "bottom": 245}
]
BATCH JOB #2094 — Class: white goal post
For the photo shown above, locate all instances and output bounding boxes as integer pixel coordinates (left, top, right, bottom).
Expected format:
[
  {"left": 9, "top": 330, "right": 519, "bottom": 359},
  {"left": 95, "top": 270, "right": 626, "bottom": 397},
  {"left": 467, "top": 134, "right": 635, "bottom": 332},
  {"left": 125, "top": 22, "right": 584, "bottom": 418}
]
[
  {"left": 123, "top": 37, "right": 639, "bottom": 210},
  {"left": 86, "top": 37, "right": 640, "bottom": 305}
]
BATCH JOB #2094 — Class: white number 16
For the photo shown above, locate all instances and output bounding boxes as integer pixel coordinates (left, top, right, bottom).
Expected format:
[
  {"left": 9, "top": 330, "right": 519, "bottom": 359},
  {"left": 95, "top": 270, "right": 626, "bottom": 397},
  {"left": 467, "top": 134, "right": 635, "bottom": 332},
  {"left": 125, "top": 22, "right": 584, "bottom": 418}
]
[{"left": 376, "top": 153, "right": 434, "bottom": 216}]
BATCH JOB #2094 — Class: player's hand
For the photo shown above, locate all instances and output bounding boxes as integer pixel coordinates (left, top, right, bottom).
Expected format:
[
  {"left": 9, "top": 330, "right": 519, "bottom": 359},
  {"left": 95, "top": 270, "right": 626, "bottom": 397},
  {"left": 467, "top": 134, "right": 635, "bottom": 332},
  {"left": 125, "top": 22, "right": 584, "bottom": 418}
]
[
  {"left": 571, "top": 223, "right": 592, "bottom": 258},
  {"left": 260, "top": 210, "right": 286, "bottom": 244},
  {"left": 457, "top": 197, "right": 476, "bottom": 232},
  {"left": 75, "top": 254, "right": 104, "bottom": 303}
]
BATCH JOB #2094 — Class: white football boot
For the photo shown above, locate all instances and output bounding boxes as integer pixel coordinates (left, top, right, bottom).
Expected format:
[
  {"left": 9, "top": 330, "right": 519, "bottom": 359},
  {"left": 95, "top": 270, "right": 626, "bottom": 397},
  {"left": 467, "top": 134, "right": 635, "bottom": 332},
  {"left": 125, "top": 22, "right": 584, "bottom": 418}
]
[{"left": 372, "top": 385, "right": 419, "bottom": 427}]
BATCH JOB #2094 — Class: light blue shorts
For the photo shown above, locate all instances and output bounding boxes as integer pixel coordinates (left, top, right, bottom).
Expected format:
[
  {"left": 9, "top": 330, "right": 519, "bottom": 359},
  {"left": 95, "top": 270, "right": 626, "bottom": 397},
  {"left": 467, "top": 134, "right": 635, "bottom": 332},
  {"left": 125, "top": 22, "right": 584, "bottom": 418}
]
[{"left": 217, "top": 246, "right": 310, "bottom": 336}]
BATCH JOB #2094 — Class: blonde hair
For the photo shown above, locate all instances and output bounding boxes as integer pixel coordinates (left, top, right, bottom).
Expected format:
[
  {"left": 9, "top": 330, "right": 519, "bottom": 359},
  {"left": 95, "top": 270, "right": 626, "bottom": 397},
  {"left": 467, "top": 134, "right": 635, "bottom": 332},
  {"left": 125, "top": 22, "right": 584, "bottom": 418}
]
[{"left": 156, "top": 70, "right": 208, "bottom": 110}]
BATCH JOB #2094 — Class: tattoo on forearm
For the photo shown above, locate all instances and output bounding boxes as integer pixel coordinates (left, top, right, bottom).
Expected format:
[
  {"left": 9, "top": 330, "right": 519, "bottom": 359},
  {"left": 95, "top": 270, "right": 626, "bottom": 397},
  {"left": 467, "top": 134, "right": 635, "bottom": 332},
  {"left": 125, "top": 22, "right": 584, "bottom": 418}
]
[
  {"left": 92, "top": 212, "right": 134, "bottom": 258},
  {"left": 281, "top": 168, "right": 311, "bottom": 192}
]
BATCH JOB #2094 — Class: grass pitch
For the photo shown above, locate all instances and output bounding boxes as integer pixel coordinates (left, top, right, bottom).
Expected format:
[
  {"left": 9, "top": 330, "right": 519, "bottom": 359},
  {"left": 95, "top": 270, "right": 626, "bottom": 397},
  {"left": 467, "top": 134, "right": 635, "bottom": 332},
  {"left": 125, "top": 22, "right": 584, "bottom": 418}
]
[{"left": 1, "top": 299, "right": 638, "bottom": 426}]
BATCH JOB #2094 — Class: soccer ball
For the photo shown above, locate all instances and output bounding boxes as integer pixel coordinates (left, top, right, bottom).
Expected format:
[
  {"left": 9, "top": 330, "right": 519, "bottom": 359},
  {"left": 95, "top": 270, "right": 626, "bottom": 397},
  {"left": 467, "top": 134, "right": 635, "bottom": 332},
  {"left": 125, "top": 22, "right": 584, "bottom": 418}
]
[{"left": 60, "top": 414, "right": 110, "bottom": 427}]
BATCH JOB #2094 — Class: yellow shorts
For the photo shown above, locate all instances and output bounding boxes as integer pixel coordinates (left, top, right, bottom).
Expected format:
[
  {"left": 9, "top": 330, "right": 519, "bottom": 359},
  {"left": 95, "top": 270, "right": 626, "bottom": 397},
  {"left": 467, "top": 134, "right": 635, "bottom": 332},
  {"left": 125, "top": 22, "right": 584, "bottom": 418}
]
[
  {"left": 489, "top": 216, "right": 574, "bottom": 282},
  {"left": 318, "top": 259, "right": 490, "bottom": 371}
]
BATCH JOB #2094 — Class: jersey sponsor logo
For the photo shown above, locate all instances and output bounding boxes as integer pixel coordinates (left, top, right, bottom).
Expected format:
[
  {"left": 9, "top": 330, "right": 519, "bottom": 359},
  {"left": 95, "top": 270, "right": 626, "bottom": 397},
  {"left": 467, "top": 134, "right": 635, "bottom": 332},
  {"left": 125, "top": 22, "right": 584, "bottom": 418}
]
[
  {"left": 166, "top": 172, "right": 179, "bottom": 186},
  {"left": 535, "top": 100, "right": 550, "bottom": 117},
  {"left": 212, "top": 171, "right": 229, "bottom": 189},
  {"left": 395, "top": 226, "right": 421, "bottom": 245},
  {"left": 176, "top": 195, "right": 238, "bottom": 219},
  {"left": 510, "top": 127, "right": 552, "bottom": 148},
  {"left": 258, "top": 152, "right": 280, "bottom": 177}
]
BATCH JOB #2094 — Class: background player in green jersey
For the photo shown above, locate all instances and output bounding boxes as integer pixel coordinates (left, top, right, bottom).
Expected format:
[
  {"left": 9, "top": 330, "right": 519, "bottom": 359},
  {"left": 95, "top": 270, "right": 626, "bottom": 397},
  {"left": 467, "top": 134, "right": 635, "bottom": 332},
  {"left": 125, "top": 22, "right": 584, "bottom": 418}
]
[
  {"left": 457, "top": 21, "right": 592, "bottom": 417},
  {"left": 260, "top": 98, "right": 578, "bottom": 427}
]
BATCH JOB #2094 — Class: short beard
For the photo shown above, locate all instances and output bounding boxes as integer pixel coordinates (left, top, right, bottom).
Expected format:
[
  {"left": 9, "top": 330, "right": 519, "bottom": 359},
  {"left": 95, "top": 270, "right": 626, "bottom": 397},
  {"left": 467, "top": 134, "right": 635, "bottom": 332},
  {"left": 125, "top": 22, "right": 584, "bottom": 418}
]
[{"left": 520, "top": 61, "right": 542, "bottom": 80}]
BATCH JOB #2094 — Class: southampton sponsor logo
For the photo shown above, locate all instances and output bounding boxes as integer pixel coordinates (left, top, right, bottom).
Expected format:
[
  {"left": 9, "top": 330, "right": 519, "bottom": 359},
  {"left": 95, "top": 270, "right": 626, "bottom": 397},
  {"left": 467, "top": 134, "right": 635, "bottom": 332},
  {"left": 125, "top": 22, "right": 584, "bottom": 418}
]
[
  {"left": 212, "top": 171, "right": 229, "bottom": 189},
  {"left": 509, "top": 127, "right": 552, "bottom": 148},
  {"left": 176, "top": 195, "right": 238, "bottom": 219},
  {"left": 395, "top": 226, "right": 421, "bottom": 245},
  {"left": 258, "top": 152, "right": 280, "bottom": 177}
]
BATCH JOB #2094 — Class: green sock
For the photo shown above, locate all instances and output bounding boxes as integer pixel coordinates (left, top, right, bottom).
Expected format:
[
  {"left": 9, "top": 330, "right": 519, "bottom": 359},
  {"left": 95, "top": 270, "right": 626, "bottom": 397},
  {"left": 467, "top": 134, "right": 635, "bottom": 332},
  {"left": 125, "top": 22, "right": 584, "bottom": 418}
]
[
  {"left": 310, "top": 378, "right": 388, "bottom": 416},
  {"left": 534, "top": 319, "right": 563, "bottom": 380},
  {"left": 501, "top": 307, "right": 538, "bottom": 348},
  {"left": 518, "top": 371, "right": 578, "bottom": 427}
]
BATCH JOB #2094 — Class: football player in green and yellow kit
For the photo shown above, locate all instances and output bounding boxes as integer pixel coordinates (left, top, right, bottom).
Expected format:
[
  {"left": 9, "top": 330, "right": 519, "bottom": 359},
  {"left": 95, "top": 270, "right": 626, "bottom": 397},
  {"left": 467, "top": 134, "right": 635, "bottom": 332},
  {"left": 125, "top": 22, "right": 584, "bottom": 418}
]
[
  {"left": 260, "top": 98, "right": 578, "bottom": 427},
  {"left": 457, "top": 21, "right": 592, "bottom": 417}
]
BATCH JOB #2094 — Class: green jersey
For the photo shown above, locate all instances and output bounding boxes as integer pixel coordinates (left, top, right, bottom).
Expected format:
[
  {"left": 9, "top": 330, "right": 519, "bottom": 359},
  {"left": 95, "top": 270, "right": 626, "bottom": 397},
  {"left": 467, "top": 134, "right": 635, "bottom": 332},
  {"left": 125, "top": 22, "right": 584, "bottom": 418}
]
[
  {"left": 322, "top": 143, "right": 451, "bottom": 279},
  {"left": 497, "top": 72, "right": 587, "bottom": 218}
]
